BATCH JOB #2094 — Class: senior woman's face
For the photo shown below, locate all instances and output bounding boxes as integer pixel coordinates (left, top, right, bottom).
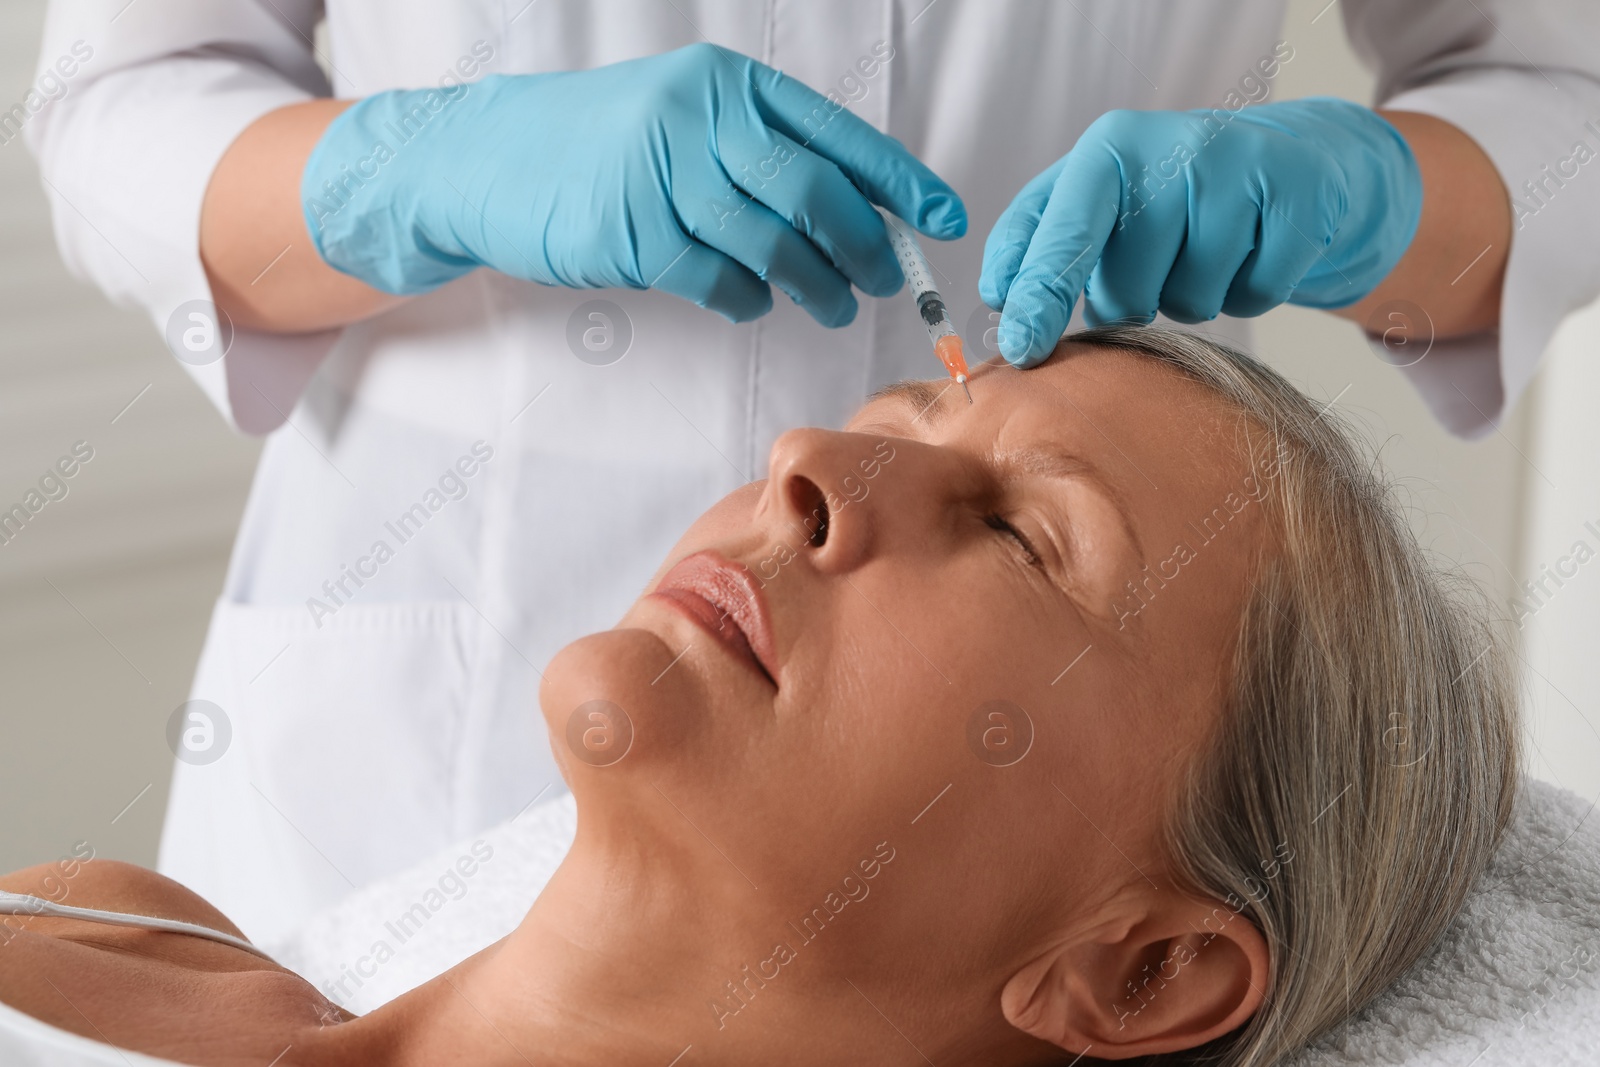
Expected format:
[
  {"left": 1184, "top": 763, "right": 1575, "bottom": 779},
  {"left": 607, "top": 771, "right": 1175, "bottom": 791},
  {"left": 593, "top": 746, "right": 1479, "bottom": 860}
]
[{"left": 540, "top": 343, "right": 1273, "bottom": 1053}]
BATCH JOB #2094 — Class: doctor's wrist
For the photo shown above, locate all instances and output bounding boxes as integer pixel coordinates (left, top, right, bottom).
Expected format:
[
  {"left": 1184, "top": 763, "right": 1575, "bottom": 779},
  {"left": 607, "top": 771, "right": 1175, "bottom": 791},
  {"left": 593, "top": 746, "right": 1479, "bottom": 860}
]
[
  {"left": 1331, "top": 109, "right": 1511, "bottom": 339},
  {"left": 201, "top": 98, "right": 407, "bottom": 334}
]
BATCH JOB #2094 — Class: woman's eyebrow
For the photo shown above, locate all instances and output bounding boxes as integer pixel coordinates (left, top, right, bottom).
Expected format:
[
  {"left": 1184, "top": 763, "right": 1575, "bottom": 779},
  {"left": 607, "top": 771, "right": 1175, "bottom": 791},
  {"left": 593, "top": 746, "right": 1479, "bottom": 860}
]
[
  {"left": 868, "top": 379, "right": 955, "bottom": 426},
  {"left": 863, "top": 381, "right": 1142, "bottom": 555}
]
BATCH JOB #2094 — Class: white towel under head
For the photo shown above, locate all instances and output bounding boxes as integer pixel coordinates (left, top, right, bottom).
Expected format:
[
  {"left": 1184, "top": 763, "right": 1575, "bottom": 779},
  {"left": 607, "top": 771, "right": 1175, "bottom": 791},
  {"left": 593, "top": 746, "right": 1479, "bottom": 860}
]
[{"left": 1287, "top": 778, "right": 1600, "bottom": 1065}]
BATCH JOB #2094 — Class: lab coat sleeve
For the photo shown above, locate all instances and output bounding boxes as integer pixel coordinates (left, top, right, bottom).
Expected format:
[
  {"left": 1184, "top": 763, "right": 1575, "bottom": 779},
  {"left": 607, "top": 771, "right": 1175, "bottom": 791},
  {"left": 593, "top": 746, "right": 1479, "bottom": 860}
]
[
  {"left": 1340, "top": 0, "right": 1600, "bottom": 438},
  {"left": 25, "top": 0, "right": 341, "bottom": 434}
]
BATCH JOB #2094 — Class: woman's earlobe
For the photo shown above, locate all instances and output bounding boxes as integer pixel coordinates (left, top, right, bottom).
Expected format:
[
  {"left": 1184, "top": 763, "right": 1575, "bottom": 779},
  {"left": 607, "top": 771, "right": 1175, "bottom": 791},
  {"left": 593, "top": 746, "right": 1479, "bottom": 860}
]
[
  {"left": 998, "top": 952, "right": 1072, "bottom": 1044},
  {"left": 1000, "top": 896, "right": 1270, "bottom": 1060}
]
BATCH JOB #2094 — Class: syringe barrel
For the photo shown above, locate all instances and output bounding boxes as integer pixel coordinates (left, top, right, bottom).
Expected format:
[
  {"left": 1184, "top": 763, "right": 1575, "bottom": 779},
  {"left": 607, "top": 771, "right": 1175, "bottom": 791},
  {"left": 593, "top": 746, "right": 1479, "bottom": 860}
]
[
  {"left": 882, "top": 212, "right": 941, "bottom": 301},
  {"left": 882, "top": 210, "right": 970, "bottom": 389}
]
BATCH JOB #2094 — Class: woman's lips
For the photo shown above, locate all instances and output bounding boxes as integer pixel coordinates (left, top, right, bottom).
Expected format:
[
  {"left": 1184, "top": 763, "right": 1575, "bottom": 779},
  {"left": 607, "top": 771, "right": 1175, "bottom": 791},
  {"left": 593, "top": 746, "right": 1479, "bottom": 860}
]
[{"left": 646, "top": 551, "right": 778, "bottom": 687}]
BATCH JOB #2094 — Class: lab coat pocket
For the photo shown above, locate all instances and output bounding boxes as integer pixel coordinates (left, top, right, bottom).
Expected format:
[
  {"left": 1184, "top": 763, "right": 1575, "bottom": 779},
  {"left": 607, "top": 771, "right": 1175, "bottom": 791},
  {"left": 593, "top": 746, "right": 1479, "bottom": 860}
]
[{"left": 159, "top": 597, "right": 479, "bottom": 944}]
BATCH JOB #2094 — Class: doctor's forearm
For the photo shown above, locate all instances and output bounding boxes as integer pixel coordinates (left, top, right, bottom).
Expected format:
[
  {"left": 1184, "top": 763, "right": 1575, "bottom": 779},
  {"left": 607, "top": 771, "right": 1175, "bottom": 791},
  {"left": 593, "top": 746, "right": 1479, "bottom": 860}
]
[
  {"left": 1333, "top": 110, "right": 1511, "bottom": 339},
  {"left": 200, "top": 100, "right": 407, "bottom": 334}
]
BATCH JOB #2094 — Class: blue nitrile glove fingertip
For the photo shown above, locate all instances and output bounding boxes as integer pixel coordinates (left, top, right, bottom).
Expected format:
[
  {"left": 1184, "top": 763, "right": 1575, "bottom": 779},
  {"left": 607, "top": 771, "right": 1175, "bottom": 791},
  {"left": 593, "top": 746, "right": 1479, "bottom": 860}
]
[
  {"left": 918, "top": 194, "right": 968, "bottom": 240},
  {"left": 999, "top": 339, "right": 1034, "bottom": 368},
  {"left": 860, "top": 239, "right": 907, "bottom": 297},
  {"left": 715, "top": 287, "right": 774, "bottom": 324},
  {"left": 865, "top": 270, "right": 904, "bottom": 300},
  {"left": 997, "top": 310, "right": 1046, "bottom": 367},
  {"left": 824, "top": 294, "right": 861, "bottom": 329}
]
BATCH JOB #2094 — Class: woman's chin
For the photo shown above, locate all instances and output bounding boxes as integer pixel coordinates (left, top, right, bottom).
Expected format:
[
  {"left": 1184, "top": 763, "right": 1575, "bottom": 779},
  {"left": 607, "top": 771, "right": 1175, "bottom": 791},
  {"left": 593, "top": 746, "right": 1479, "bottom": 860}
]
[{"left": 539, "top": 627, "right": 699, "bottom": 781}]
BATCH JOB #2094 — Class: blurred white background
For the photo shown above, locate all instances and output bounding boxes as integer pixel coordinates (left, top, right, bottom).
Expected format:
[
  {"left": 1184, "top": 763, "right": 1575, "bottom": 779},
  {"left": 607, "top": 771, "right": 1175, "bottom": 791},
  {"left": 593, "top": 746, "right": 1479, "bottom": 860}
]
[{"left": 0, "top": 0, "right": 1594, "bottom": 875}]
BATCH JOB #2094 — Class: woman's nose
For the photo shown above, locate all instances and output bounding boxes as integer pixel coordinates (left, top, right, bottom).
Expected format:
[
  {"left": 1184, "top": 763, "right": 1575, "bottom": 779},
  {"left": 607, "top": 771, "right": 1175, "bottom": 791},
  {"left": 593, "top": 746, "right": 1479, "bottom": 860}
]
[{"left": 757, "top": 428, "right": 884, "bottom": 574}]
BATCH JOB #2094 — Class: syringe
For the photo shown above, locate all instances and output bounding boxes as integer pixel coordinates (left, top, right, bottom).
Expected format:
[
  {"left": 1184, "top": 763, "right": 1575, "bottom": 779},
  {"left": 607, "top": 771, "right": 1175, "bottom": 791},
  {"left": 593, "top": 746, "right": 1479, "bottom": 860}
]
[{"left": 881, "top": 212, "right": 973, "bottom": 403}]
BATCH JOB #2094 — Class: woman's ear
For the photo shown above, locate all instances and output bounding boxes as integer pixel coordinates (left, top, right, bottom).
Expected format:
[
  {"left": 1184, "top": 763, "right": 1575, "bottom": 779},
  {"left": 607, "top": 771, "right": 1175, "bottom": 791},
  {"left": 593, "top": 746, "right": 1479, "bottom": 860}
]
[{"left": 999, "top": 893, "right": 1269, "bottom": 1060}]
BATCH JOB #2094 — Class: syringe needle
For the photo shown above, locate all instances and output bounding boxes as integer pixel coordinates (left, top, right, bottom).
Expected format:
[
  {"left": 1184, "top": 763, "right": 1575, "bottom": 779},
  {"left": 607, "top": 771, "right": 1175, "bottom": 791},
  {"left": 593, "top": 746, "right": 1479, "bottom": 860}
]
[{"left": 959, "top": 377, "right": 973, "bottom": 404}]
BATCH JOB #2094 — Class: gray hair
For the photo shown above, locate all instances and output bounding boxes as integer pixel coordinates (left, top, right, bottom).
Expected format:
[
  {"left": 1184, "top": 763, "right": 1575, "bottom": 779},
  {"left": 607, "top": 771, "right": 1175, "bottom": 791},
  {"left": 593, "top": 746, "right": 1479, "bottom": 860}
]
[{"left": 1065, "top": 325, "right": 1519, "bottom": 1066}]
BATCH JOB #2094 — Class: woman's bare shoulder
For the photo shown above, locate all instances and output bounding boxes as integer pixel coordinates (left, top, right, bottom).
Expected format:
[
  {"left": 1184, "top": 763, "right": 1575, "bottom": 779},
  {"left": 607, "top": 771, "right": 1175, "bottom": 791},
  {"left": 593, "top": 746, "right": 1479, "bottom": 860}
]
[
  {"left": 0, "top": 858, "right": 358, "bottom": 1063},
  {"left": 0, "top": 854, "right": 250, "bottom": 943}
]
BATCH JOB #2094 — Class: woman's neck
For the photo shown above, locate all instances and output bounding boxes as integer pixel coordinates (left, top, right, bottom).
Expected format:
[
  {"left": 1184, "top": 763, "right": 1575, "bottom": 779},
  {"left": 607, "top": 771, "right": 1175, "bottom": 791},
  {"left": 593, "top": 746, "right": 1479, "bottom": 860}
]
[{"left": 322, "top": 842, "right": 932, "bottom": 1066}]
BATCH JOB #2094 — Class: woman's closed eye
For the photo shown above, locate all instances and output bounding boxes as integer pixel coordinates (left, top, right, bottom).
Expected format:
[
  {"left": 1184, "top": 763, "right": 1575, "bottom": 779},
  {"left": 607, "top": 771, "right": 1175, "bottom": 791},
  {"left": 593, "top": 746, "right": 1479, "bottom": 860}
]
[{"left": 985, "top": 512, "right": 1044, "bottom": 567}]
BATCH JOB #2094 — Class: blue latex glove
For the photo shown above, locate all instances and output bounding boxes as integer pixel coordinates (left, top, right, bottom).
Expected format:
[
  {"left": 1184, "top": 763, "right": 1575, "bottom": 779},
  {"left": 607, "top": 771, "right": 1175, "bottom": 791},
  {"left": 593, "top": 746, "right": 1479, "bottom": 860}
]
[
  {"left": 302, "top": 43, "right": 966, "bottom": 327},
  {"left": 979, "top": 98, "right": 1422, "bottom": 365}
]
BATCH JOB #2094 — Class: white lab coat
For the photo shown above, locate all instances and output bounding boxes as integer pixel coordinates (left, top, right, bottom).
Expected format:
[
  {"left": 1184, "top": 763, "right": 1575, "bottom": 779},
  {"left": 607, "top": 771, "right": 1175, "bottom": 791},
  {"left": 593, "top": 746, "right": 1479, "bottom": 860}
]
[{"left": 28, "top": 0, "right": 1600, "bottom": 942}]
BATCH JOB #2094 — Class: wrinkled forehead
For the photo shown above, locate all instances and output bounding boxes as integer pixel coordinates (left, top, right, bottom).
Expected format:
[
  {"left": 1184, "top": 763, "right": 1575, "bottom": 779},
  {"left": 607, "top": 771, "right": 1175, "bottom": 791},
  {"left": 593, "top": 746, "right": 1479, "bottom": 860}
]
[{"left": 860, "top": 344, "right": 1261, "bottom": 477}]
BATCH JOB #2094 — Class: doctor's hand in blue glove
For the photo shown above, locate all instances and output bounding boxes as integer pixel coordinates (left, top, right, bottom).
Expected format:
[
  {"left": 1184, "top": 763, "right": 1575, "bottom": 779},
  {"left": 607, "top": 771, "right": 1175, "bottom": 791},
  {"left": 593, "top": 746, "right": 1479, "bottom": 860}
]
[
  {"left": 301, "top": 42, "right": 966, "bottom": 327},
  {"left": 980, "top": 98, "right": 1423, "bottom": 366}
]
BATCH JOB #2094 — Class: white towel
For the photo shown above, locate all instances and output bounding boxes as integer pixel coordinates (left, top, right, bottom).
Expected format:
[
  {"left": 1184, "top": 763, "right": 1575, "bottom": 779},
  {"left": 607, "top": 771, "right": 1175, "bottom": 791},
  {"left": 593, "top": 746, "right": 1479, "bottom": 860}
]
[
  {"left": 272, "top": 779, "right": 1600, "bottom": 1061},
  {"left": 268, "top": 791, "right": 578, "bottom": 1014},
  {"left": 1290, "top": 778, "right": 1600, "bottom": 1066}
]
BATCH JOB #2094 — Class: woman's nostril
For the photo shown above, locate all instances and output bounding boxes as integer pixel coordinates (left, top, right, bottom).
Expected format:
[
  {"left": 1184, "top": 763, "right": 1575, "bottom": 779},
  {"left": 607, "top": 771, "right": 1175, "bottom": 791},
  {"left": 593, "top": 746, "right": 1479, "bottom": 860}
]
[
  {"left": 789, "top": 474, "right": 829, "bottom": 548},
  {"left": 809, "top": 503, "right": 830, "bottom": 548}
]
